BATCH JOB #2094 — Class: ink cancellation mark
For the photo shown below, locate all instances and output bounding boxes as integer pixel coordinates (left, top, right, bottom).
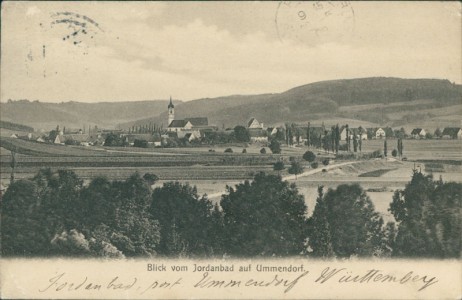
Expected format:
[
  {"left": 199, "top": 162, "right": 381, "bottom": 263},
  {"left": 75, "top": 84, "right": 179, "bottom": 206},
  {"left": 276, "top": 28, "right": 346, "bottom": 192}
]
[
  {"left": 275, "top": 1, "right": 355, "bottom": 45},
  {"left": 49, "top": 11, "right": 103, "bottom": 54}
]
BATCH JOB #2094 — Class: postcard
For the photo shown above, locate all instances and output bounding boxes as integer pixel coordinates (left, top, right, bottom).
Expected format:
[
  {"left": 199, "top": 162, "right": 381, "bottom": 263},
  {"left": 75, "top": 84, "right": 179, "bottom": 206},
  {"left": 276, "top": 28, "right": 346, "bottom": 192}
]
[{"left": 1, "top": 1, "right": 461, "bottom": 299}]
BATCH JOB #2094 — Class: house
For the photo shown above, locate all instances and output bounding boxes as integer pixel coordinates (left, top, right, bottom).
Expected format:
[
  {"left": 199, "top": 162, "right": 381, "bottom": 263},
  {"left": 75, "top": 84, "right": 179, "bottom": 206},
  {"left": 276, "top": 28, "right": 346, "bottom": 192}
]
[
  {"left": 124, "top": 134, "right": 158, "bottom": 146},
  {"left": 374, "top": 128, "right": 386, "bottom": 139},
  {"left": 62, "top": 134, "right": 90, "bottom": 145},
  {"left": 249, "top": 129, "right": 268, "bottom": 143},
  {"left": 339, "top": 127, "right": 368, "bottom": 141},
  {"left": 184, "top": 131, "right": 201, "bottom": 142},
  {"left": 54, "top": 135, "right": 64, "bottom": 144},
  {"left": 410, "top": 128, "right": 426, "bottom": 139},
  {"left": 10, "top": 133, "right": 18, "bottom": 138},
  {"left": 248, "top": 118, "right": 265, "bottom": 129},
  {"left": 441, "top": 127, "right": 462, "bottom": 139},
  {"left": 36, "top": 137, "right": 46, "bottom": 143}
]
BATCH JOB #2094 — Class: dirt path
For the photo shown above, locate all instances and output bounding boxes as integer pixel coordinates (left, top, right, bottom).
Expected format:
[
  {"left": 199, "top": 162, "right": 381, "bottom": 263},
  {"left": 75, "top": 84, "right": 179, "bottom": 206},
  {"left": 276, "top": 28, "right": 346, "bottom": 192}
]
[{"left": 207, "top": 160, "right": 357, "bottom": 199}]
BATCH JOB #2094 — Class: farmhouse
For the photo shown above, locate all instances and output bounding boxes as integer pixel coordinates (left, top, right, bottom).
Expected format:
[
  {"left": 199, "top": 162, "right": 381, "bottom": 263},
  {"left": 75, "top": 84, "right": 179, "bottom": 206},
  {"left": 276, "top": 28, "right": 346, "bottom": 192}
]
[
  {"left": 339, "top": 127, "right": 368, "bottom": 140},
  {"left": 367, "top": 127, "right": 386, "bottom": 139},
  {"left": 441, "top": 127, "right": 462, "bottom": 139},
  {"left": 411, "top": 128, "right": 426, "bottom": 139},
  {"left": 249, "top": 129, "right": 268, "bottom": 143},
  {"left": 248, "top": 118, "right": 265, "bottom": 129},
  {"left": 63, "top": 134, "right": 90, "bottom": 145}
]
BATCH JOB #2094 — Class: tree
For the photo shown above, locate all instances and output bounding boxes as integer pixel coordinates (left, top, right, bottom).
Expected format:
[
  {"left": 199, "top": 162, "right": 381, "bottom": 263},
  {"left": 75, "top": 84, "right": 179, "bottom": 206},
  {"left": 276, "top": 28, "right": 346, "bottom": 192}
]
[
  {"left": 383, "top": 140, "right": 388, "bottom": 157},
  {"left": 309, "top": 184, "right": 388, "bottom": 258},
  {"left": 268, "top": 139, "right": 281, "bottom": 154},
  {"left": 224, "top": 148, "right": 233, "bottom": 153},
  {"left": 288, "top": 161, "right": 304, "bottom": 179},
  {"left": 345, "top": 124, "right": 350, "bottom": 152},
  {"left": 220, "top": 173, "right": 307, "bottom": 256},
  {"left": 306, "top": 122, "right": 311, "bottom": 147},
  {"left": 151, "top": 182, "right": 220, "bottom": 257},
  {"left": 391, "top": 149, "right": 398, "bottom": 157},
  {"left": 134, "top": 139, "right": 148, "bottom": 148},
  {"left": 273, "top": 161, "right": 285, "bottom": 175},
  {"left": 308, "top": 186, "right": 334, "bottom": 257},
  {"left": 311, "top": 162, "right": 319, "bottom": 169},
  {"left": 1, "top": 180, "right": 51, "bottom": 256},
  {"left": 322, "top": 158, "right": 330, "bottom": 166},
  {"left": 143, "top": 173, "right": 159, "bottom": 186},
  {"left": 234, "top": 126, "right": 250, "bottom": 142},
  {"left": 303, "top": 151, "right": 316, "bottom": 163},
  {"left": 104, "top": 133, "right": 126, "bottom": 147},
  {"left": 260, "top": 147, "right": 266, "bottom": 154},
  {"left": 397, "top": 138, "right": 404, "bottom": 157},
  {"left": 434, "top": 128, "right": 442, "bottom": 138},
  {"left": 242, "top": 148, "right": 247, "bottom": 153},
  {"left": 389, "top": 171, "right": 461, "bottom": 258},
  {"left": 353, "top": 133, "right": 358, "bottom": 152},
  {"left": 10, "top": 149, "right": 17, "bottom": 184}
]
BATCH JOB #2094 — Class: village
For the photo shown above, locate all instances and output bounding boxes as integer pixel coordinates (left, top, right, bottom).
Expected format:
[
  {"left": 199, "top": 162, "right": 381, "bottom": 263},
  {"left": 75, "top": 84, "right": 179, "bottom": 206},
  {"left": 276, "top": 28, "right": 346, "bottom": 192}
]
[{"left": 6, "top": 98, "right": 462, "bottom": 151}]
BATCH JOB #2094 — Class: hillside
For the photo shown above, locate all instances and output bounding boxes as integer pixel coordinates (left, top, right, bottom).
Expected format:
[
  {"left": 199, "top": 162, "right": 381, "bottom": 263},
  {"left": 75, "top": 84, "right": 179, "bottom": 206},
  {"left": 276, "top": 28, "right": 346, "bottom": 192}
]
[
  {"left": 1, "top": 77, "right": 461, "bottom": 132},
  {"left": 122, "top": 77, "right": 462, "bottom": 130},
  {"left": 0, "top": 99, "right": 181, "bottom": 130}
]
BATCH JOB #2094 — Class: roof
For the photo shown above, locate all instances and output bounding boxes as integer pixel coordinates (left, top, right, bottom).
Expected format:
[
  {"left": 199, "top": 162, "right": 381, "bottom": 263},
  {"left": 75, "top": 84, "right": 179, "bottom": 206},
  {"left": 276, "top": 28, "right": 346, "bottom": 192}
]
[
  {"left": 168, "top": 120, "right": 189, "bottom": 128},
  {"left": 185, "top": 117, "right": 208, "bottom": 126},
  {"left": 411, "top": 128, "right": 424, "bottom": 135},
  {"left": 64, "top": 134, "right": 90, "bottom": 142},
  {"left": 168, "top": 97, "right": 174, "bottom": 108},
  {"left": 247, "top": 118, "right": 258, "bottom": 127},
  {"left": 125, "top": 134, "right": 158, "bottom": 143},
  {"left": 442, "top": 127, "right": 461, "bottom": 137}
]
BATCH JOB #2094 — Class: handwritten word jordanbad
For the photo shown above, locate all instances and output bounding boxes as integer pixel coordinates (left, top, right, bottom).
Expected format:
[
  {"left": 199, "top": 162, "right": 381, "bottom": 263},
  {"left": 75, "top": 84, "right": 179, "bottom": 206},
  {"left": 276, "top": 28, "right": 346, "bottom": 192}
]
[{"left": 39, "top": 266, "right": 439, "bottom": 296}]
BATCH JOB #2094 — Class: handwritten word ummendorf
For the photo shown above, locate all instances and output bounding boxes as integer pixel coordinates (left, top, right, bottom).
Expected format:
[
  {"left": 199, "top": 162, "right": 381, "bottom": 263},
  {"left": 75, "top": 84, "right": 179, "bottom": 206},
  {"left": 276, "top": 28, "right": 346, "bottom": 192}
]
[
  {"left": 194, "top": 271, "right": 310, "bottom": 293},
  {"left": 315, "top": 267, "right": 438, "bottom": 291}
]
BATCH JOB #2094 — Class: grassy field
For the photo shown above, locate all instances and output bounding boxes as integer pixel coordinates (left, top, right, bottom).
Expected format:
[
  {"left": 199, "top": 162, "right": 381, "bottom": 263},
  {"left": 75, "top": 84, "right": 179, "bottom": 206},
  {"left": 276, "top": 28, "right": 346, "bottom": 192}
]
[{"left": 359, "top": 139, "right": 462, "bottom": 161}]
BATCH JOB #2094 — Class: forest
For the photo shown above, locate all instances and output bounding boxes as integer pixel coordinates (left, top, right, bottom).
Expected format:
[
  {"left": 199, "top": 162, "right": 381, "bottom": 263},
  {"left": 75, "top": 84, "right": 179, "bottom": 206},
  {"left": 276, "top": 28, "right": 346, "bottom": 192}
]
[{"left": 1, "top": 169, "right": 460, "bottom": 258}]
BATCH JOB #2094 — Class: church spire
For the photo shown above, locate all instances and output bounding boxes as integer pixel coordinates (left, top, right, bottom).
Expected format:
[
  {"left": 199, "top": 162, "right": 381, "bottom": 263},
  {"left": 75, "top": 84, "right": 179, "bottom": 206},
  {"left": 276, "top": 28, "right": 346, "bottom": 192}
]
[{"left": 167, "top": 96, "right": 175, "bottom": 126}]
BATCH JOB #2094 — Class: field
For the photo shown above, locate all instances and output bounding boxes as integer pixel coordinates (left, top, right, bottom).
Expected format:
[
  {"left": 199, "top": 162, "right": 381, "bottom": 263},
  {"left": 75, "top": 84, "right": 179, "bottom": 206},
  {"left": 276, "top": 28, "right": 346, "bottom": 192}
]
[{"left": 1, "top": 136, "right": 461, "bottom": 223}]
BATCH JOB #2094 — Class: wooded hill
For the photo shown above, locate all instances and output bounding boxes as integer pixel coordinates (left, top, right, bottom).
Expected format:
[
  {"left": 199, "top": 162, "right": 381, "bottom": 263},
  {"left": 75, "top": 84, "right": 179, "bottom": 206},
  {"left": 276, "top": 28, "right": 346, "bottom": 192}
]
[{"left": 1, "top": 77, "right": 461, "bottom": 132}]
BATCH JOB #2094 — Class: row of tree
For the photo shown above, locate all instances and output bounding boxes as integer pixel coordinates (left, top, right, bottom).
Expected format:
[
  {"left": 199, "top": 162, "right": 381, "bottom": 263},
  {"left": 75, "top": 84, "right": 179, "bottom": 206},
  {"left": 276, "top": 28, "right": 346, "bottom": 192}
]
[{"left": 2, "top": 170, "right": 460, "bottom": 258}]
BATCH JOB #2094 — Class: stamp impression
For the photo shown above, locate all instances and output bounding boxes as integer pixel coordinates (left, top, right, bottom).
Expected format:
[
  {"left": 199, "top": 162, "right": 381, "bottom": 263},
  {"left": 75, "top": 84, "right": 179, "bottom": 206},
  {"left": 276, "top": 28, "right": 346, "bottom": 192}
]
[{"left": 275, "top": 1, "right": 355, "bottom": 45}]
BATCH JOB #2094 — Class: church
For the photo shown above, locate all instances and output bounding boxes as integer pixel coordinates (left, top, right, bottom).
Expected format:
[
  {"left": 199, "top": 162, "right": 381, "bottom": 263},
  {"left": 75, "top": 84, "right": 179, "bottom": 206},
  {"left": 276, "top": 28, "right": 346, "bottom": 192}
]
[{"left": 166, "top": 97, "right": 217, "bottom": 140}]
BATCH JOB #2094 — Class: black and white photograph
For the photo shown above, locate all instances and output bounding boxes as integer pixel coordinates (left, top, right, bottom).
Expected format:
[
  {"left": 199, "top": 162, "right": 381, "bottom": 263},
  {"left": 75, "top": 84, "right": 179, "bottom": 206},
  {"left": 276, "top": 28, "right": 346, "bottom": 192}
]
[{"left": 0, "top": 1, "right": 461, "bottom": 299}]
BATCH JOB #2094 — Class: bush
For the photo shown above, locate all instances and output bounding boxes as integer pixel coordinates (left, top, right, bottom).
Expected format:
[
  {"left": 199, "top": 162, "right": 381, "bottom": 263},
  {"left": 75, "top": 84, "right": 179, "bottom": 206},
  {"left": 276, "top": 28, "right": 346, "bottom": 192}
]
[
  {"left": 208, "top": 149, "right": 215, "bottom": 152},
  {"left": 134, "top": 139, "right": 148, "bottom": 148},
  {"left": 303, "top": 151, "right": 316, "bottom": 162},
  {"left": 224, "top": 148, "right": 233, "bottom": 153},
  {"left": 391, "top": 149, "right": 398, "bottom": 157},
  {"left": 339, "top": 144, "right": 348, "bottom": 151},
  {"left": 322, "top": 158, "right": 330, "bottom": 166},
  {"left": 311, "top": 162, "right": 319, "bottom": 169},
  {"left": 268, "top": 139, "right": 281, "bottom": 154},
  {"left": 64, "top": 139, "right": 80, "bottom": 146},
  {"left": 273, "top": 161, "right": 285, "bottom": 172},
  {"left": 260, "top": 148, "right": 266, "bottom": 154},
  {"left": 242, "top": 148, "right": 247, "bottom": 153}
]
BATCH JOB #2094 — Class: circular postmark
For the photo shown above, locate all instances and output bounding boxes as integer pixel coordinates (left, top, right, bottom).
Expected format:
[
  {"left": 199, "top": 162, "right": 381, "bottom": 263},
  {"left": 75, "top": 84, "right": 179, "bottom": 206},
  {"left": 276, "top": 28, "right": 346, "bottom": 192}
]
[
  {"left": 275, "top": 1, "right": 355, "bottom": 45},
  {"left": 49, "top": 11, "right": 103, "bottom": 54}
]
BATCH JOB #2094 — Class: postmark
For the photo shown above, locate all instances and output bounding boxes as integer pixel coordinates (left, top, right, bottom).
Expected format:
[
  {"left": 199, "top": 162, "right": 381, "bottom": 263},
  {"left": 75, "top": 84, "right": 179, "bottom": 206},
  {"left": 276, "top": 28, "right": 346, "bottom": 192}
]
[
  {"left": 49, "top": 11, "right": 103, "bottom": 53},
  {"left": 275, "top": 1, "right": 355, "bottom": 44}
]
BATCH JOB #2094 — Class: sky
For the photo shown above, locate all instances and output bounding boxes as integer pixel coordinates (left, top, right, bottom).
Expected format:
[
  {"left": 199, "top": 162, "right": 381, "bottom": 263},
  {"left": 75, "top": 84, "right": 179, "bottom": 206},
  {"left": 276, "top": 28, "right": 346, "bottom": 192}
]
[{"left": 1, "top": 1, "right": 461, "bottom": 103}]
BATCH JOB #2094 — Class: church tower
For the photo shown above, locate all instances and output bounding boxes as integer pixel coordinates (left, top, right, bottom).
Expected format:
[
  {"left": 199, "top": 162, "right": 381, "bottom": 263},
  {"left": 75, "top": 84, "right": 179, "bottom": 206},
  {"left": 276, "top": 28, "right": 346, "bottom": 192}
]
[{"left": 167, "top": 96, "right": 175, "bottom": 126}]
